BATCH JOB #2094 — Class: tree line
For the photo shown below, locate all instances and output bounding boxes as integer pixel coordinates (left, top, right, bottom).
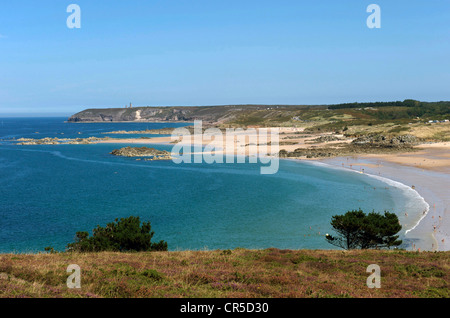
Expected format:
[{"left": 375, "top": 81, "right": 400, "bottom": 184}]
[{"left": 328, "top": 99, "right": 450, "bottom": 118}]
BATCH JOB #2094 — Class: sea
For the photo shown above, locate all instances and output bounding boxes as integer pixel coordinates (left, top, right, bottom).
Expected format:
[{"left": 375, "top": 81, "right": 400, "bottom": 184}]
[{"left": 0, "top": 117, "right": 429, "bottom": 253}]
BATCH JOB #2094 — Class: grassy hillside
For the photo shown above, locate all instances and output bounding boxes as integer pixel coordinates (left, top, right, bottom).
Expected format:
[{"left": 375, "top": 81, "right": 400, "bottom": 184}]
[
  {"left": 68, "top": 101, "right": 450, "bottom": 141},
  {"left": 1, "top": 249, "right": 448, "bottom": 298},
  {"left": 68, "top": 104, "right": 317, "bottom": 124}
]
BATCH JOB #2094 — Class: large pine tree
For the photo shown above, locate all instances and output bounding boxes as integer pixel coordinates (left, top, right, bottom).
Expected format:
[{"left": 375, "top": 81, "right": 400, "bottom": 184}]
[{"left": 325, "top": 209, "right": 402, "bottom": 250}]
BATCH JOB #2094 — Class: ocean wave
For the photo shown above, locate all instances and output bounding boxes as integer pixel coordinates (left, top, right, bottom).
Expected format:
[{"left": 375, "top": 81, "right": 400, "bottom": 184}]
[{"left": 362, "top": 173, "right": 430, "bottom": 234}]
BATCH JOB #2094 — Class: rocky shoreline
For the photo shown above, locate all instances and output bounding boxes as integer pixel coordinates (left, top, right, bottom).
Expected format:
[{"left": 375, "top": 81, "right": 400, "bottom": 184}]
[
  {"left": 279, "top": 134, "right": 420, "bottom": 159},
  {"left": 10, "top": 131, "right": 422, "bottom": 161},
  {"left": 9, "top": 137, "right": 173, "bottom": 161},
  {"left": 14, "top": 137, "right": 112, "bottom": 145}
]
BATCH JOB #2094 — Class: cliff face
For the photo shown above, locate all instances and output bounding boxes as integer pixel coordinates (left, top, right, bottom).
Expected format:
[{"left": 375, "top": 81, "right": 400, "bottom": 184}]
[
  {"left": 68, "top": 104, "right": 319, "bottom": 125},
  {"left": 68, "top": 107, "right": 201, "bottom": 123}
]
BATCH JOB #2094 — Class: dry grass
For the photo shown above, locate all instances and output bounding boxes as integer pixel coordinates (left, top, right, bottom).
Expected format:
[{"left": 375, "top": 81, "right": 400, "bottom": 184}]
[
  {"left": 409, "top": 123, "right": 450, "bottom": 141},
  {"left": 0, "top": 249, "right": 448, "bottom": 298}
]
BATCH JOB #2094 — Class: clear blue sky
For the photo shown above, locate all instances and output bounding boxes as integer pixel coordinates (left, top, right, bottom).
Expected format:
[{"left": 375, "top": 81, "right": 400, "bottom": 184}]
[{"left": 0, "top": 0, "right": 449, "bottom": 114}]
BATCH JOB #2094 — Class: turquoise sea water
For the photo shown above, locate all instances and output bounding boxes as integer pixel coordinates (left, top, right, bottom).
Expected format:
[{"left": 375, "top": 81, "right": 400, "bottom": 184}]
[{"left": 0, "top": 118, "right": 427, "bottom": 252}]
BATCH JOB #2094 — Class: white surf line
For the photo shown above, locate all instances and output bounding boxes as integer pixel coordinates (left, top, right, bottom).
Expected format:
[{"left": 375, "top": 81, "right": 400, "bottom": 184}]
[{"left": 299, "top": 159, "right": 430, "bottom": 235}]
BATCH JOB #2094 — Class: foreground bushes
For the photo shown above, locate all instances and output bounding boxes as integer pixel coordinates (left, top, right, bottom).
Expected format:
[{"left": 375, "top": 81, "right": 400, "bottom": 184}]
[{"left": 66, "top": 216, "right": 168, "bottom": 252}]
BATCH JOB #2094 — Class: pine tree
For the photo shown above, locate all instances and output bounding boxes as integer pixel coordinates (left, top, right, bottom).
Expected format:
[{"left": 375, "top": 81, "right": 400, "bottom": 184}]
[
  {"left": 66, "top": 216, "right": 168, "bottom": 252},
  {"left": 325, "top": 209, "right": 402, "bottom": 250}
]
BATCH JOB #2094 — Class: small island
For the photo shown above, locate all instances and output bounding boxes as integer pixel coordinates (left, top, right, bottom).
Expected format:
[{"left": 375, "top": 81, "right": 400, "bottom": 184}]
[
  {"left": 14, "top": 137, "right": 111, "bottom": 145},
  {"left": 110, "top": 146, "right": 172, "bottom": 160}
]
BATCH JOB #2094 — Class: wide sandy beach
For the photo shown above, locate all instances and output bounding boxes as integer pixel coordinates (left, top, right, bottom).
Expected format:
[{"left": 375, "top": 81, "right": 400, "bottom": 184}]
[{"left": 318, "top": 148, "right": 450, "bottom": 252}]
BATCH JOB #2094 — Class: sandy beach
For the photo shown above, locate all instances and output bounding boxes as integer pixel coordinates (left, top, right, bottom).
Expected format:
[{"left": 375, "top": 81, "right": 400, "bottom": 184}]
[
  {"left": 97, "top": 131, "right": 450, "bottom": 251},
  {"left": 99, "top": 136, "right": 175, "bottom": 144},
  {"left": 318, "top": 153, "right": 450, "bottom": 252}
]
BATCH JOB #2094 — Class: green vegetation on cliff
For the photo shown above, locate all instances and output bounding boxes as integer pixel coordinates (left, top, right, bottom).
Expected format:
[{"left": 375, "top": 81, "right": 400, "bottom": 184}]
[{"left": 69, "top": 100, "right": 450, "bottom": 127}]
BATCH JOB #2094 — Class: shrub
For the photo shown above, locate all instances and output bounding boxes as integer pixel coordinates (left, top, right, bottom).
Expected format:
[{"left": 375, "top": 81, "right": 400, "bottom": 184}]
[{"left": 66, "top": 216, "right": 168, "bottom": 252}]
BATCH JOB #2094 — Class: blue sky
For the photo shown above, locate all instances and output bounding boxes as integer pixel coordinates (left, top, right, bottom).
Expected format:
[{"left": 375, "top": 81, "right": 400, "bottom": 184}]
[{"left": 0, "top": 0, "right": 449, "bottom": 114}]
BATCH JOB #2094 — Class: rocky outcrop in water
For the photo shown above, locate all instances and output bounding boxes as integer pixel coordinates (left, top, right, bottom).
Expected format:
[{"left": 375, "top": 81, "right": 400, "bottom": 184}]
[
  {"left": 15, "top": 137, "right": 110, "bottom": 145},
  {"left": 110, "top": 146, "right": 172, "bottom": 160}
]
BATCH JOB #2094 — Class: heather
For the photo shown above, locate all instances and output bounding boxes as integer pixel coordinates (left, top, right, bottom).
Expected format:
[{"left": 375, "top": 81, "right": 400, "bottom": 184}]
[{"left": 0, "top": 249, "right": 448, "bottom": 298}]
